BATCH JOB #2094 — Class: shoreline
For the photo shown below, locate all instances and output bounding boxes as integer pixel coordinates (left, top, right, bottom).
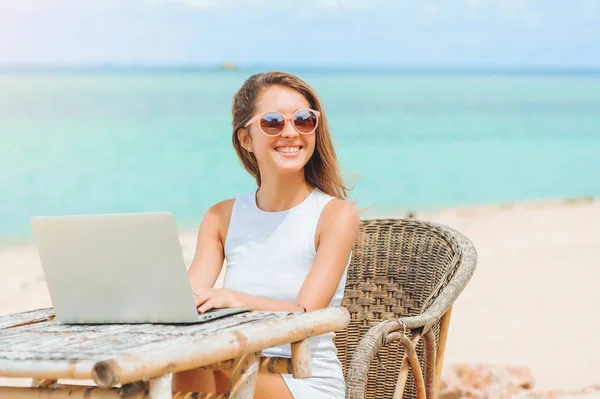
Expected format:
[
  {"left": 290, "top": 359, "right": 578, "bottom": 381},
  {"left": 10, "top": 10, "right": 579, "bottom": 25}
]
[
  {"left": 1, "top": 195, "right": 597, "bottom": 246},
  {"left": 1, "top": 195, "right": 598, "bottom": 391},
  {"left": 364, "top": 194, "right": 598, "bottom": 218}
]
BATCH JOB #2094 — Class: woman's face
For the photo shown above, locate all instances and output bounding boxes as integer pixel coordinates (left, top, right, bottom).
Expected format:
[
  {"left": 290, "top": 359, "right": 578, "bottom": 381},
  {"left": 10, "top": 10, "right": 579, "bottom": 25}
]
[{"left": 239, "top": 85, "right": 317, "bottom": 178}]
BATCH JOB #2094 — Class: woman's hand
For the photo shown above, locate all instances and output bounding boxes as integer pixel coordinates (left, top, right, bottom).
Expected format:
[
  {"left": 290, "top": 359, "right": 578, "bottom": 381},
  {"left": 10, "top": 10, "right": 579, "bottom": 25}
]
[{"left": 193, "top": 288, "right": 245, "bottom": 313}]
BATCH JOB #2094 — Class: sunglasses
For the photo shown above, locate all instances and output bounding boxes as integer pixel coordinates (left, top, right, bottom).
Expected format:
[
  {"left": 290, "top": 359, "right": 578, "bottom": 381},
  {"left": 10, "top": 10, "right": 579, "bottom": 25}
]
[{"left": 244, "top": 108, "right": 321, "bottom": 136}]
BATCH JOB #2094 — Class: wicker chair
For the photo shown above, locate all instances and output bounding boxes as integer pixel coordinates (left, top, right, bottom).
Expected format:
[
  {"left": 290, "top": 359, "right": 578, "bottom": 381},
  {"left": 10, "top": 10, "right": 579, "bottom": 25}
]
[{"left": 334, "top": 218, "right": 477, "bottom": 399}]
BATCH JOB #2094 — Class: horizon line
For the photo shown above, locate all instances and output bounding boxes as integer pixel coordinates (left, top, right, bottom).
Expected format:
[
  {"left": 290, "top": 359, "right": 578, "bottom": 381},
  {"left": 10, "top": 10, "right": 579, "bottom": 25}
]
[{"left": 2, "top": 64, "right": 600, "bottom": 75}]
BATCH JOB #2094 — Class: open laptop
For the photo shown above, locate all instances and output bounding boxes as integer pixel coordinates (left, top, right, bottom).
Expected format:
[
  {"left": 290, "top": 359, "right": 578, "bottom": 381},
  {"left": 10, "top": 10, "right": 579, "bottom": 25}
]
[{"left": 30, "top": 212, "right": 250, "bottom": 324}]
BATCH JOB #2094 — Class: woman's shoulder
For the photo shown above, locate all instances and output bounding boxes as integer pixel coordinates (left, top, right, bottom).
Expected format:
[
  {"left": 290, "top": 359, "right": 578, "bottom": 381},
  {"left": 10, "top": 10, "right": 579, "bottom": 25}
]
[
  {"left": 205, "top": 190, "right": 256, "bottom": 224},
  {"left": 318, "top": 197, "right": 359, "bottom": 234},
  {"left": 322, "top": 198, "right": 359, "bottom": 221},
  {"left": 206, "top": 198, "right": 236, "bottom": 218},
  {"left": 315, "top": 197, "right": 359, "bottom": 252},
  {"left": 203, "top": 198, "right": 239, "bottom": 245}
]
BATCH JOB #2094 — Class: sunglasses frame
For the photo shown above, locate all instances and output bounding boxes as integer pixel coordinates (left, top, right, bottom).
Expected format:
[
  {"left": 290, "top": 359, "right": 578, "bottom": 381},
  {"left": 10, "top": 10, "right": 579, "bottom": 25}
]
[{"left": 244, "top": 108, "right": 321, "bottom": 136}]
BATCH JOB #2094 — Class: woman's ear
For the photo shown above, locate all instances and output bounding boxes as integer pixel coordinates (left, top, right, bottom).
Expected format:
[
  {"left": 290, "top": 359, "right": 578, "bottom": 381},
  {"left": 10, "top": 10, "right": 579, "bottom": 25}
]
[{"left": 238, "top": 128, "right": 253, "bottom": 152}]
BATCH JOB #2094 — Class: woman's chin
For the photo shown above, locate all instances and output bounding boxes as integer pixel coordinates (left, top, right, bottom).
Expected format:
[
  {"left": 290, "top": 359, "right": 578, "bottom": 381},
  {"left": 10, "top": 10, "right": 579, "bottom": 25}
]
[{"left": 271, "top": 158, "right": 308, "bottom": 174}]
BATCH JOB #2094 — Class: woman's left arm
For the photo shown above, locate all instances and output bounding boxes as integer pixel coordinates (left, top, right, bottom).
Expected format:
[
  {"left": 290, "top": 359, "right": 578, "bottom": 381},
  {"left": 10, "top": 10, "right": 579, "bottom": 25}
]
[
  {"left": 296, "top": 199, "right": 359, "bottom": 311},
  {"left": 194, "top": 199, "right": 359, "bottom": 313}
]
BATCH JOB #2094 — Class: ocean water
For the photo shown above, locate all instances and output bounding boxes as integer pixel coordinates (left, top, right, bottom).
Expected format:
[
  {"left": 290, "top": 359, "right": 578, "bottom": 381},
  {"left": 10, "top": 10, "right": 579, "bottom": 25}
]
[{"left": 1, "top": 69, "right": 599, "bottom": 239}]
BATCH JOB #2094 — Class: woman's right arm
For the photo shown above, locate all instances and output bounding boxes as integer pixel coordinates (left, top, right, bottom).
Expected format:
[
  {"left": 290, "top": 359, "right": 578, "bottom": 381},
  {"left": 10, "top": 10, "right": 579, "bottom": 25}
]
[{"left": 187, "top": 199, "right": 234, "bottom": 290}]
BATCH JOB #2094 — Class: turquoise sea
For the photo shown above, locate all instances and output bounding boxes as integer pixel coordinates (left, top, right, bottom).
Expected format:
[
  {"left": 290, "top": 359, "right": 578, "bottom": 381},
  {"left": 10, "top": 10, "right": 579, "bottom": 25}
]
[{"left": 1, "top": 68, "right": 599, "bottom": 240}]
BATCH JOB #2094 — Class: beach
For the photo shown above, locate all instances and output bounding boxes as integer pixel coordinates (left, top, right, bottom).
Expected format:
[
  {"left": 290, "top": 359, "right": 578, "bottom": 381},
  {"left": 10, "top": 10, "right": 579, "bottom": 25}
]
[{"left": 0, "top": 197, "right": 598, "bottom": 392}]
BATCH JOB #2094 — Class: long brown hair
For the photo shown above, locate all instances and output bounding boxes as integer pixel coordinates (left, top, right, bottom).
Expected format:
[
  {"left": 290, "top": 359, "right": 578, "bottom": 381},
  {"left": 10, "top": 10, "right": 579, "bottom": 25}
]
[{"left": 231, "top": 71, "right": 349, "bottom": 200}]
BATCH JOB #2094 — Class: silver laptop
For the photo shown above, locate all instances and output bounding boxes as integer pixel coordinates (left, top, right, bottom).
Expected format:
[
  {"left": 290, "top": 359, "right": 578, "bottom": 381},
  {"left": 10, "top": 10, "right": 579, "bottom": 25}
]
[{"left": 30, "top": 212, "right": 250, "bottom": 324}]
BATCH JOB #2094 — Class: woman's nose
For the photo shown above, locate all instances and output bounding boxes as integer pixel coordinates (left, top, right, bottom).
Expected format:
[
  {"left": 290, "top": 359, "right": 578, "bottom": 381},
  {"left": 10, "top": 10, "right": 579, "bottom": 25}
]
[{"left": 280, "top": 120, "right": 299, "bottom": 138}]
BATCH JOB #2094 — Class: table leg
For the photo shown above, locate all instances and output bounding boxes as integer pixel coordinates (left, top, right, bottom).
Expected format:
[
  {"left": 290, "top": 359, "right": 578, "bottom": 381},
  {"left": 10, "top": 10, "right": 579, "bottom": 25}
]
[
  {"left": 149, "top": 373, "right": 172, "bottom": 399},
  {"left": 228, "top": 352, "right": 260, "bottom": 399},
  {"left": 290, "top": 339, "right": 311, "bottom": 378}
]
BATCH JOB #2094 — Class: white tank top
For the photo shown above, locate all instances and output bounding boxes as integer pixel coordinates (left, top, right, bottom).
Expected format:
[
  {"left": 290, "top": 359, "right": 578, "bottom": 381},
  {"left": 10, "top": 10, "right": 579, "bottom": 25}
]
[{"left": 223, "top": 187, "right": 349, "bottom": 359}]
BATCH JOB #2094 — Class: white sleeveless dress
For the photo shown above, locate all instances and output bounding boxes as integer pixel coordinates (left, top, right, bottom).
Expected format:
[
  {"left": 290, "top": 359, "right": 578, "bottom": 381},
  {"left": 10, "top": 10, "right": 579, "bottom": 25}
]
[{"left": 223, "top": 188, "right": 348, "bottom": 398}]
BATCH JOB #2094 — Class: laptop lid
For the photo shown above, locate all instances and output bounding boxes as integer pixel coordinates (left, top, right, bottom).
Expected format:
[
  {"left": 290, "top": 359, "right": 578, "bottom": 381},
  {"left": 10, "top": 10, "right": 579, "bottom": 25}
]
[{"left": 30, "top": 212, "right": 201, "bottom": 323}]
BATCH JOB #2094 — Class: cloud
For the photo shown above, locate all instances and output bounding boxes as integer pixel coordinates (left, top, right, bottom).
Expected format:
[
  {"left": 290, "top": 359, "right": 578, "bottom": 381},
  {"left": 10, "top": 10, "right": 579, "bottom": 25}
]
[
  {"left": 180, "top": 0, "right": 222, "bottom": 8},
  {"left": 0, "top": 0, "right": 123, "bottom": 15},
  {"left": 165, "top": 0, "right": 235, "bottom": 8},
  {"left": 147, "top": 0, "right": 373, "bottom": 10},
  {"left": 464, "top": 0, "right": 484, "bottom": 8},
  {"left": 147, "top": 0, "right": 274, "bottom": 9},
  {"left": 318, "top": 0, "right": 371, "bottom": 9},
  {"left": 582, "top": 0, "right": 600, "bottom": 21},
  {"left": 423, "top": 2, "right": 441, "bottom": 14}
]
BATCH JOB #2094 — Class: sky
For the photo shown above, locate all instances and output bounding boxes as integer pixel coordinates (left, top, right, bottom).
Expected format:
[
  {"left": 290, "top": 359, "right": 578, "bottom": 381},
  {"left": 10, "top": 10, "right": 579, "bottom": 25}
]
[{"left": 0, "top": 0, "right": 599, "bottom": 67}]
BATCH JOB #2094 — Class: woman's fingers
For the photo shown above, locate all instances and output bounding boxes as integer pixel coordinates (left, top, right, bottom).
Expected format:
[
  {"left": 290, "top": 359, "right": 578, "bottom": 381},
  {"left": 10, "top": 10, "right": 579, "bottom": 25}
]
[
  {"left": 193, "top": 289, "right": 213, "bottom": 307},
  {"left": 198, "top": 298, "right": 218, "bottom": 314},
  {"left": 193, "top": 288, "right": 232, "bottom": 312}
]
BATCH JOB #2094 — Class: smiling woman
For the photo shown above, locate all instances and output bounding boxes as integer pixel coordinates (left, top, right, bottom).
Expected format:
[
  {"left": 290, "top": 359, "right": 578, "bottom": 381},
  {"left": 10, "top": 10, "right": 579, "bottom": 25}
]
[
  {"left": 173, "top": 71, "right": 359, "bottom": 398},
  {"left": 231, "top": 72, "right": 349, "bottom": 200}
]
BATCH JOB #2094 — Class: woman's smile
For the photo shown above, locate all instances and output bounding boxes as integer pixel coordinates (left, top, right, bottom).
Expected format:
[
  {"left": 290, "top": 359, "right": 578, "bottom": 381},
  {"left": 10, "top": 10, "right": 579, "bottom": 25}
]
[{"left": 274, "top": 145, "right": 303, "bottom": 156}]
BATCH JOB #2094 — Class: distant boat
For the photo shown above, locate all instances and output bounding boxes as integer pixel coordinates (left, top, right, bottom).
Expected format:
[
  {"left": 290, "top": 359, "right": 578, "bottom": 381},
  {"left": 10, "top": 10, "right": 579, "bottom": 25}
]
[{"left": 221, "top": 62, "right": 236, "bottom": 71}]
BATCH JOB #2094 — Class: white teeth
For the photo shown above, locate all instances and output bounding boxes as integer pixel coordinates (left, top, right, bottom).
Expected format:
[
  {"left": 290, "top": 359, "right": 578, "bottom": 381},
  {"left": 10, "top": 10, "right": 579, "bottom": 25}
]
[{"left": 276, "top": 146, "right": 300, "bottom": 153}]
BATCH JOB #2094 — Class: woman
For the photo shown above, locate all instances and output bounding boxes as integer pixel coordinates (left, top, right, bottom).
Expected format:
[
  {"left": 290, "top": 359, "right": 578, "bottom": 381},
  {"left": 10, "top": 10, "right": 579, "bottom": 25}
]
[{"left": 173, "top": 71, "right": 359, "bottom": 398}]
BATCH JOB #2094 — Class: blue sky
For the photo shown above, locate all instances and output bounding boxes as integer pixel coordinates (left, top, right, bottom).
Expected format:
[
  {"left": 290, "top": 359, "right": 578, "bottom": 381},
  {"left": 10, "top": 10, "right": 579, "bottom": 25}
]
[{"left": 1, "top": 0, "right": 599, "bottom": 67}]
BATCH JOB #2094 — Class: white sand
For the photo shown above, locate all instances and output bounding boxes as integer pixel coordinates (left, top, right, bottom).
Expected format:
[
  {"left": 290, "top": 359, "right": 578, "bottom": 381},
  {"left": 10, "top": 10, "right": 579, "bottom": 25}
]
[
  {"left": 419, "top": 197, "right": 600, "bottom": 391},
  {"left": 0, "top": 197, "right": 598, "bottom": 390}
]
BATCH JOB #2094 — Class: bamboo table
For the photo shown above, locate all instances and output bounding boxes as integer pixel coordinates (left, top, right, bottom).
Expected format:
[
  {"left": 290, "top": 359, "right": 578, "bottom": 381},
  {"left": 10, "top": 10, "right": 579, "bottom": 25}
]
[{"left": 0, "top": 306, "right": 349, "bottom": 398}]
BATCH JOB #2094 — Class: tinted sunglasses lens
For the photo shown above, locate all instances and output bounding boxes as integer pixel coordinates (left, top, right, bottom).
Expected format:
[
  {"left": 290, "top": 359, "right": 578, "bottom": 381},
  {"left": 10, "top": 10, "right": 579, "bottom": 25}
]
[
  {"left": 260, "top": 112, "right": 285, "bottom": 135},
  {"left": 293, "top": 109, "right": 317, "bottom": 133}
]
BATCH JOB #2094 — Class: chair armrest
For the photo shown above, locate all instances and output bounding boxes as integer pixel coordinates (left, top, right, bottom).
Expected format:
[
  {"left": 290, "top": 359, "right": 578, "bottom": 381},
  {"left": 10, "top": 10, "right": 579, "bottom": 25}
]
[
  {"left": 345, "top": 224, "right": 477, "bottom": 399},
  {"left": 402, "top": 224, "right": 477, "bottom": 333}
]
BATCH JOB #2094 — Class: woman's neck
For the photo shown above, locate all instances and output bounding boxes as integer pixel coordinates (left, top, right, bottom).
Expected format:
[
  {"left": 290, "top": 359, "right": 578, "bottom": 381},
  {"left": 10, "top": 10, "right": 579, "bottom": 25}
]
[{"left": 256, "top": 173, "right": 313, "bottom": 212}]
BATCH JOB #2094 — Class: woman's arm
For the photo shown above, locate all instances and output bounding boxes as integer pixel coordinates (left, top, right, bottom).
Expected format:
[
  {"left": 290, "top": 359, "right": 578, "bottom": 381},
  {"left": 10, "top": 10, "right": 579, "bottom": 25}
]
[
  {"left": 296, "top": 199, "right": 359, "bottom": 311},
  {"left": 193, "top": 199, "right": 359, "bottom": 313},
  {"left": 187, "top": 199, "right": 234, "bottom": 290}
]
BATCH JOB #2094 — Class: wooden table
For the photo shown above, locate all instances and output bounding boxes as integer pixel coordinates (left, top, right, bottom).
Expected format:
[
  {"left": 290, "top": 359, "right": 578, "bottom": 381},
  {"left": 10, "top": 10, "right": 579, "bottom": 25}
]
[{"left": 0, "top": 306, "right": 349, "bottom": 398}]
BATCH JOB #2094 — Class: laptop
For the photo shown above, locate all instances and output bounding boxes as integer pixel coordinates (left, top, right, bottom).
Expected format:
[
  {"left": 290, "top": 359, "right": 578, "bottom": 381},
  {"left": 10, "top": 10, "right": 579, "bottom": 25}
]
[{"left": 30, "top": 212, "right": 250, "bottom": 324}]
